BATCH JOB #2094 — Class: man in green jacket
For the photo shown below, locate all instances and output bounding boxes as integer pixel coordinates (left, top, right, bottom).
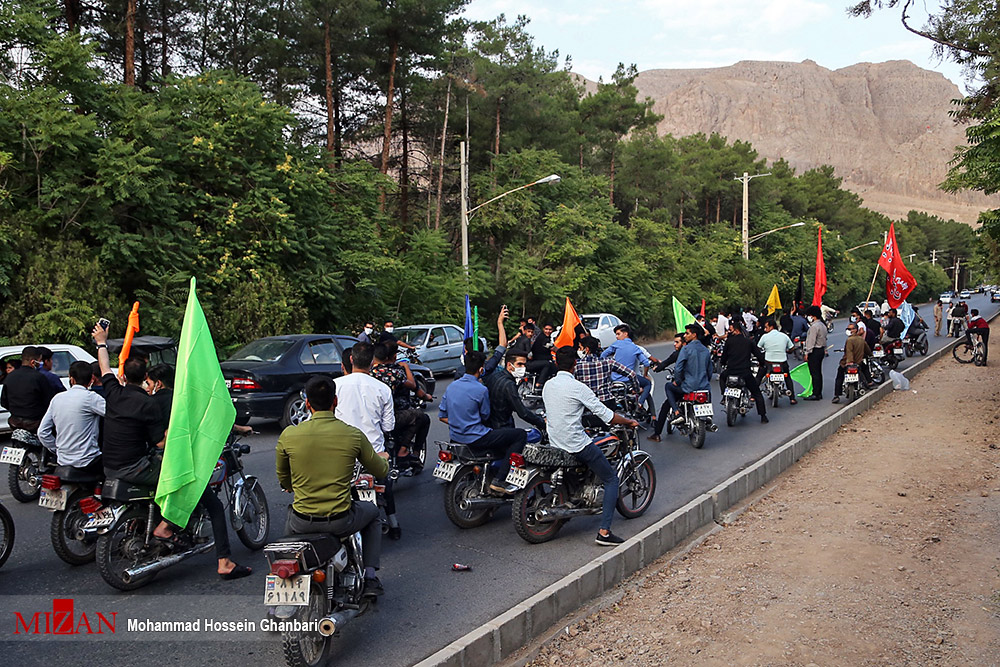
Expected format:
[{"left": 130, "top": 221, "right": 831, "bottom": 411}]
[{"left": 276, "top": 376, "right": 390, "bottom": 598}]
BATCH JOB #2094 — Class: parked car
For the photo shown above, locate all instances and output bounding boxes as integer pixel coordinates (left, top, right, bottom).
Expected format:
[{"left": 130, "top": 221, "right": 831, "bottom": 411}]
[
  {"left": 991, "top": 291, "right": 1000, "bottom": 303},
  {"left": 579, "top": 313, "right": 624, "bottom": 349},
  {"left": 939, "top": 292, "right": 954, "bottom": 304},
  {"left": 959, "top": 289, "right": 973, "bottom": 299},
  {"left": 856, "top": 301, "right": 881, "bottom": 316},
  {"left": 391, "top": 324, "right": 487, "bottom": 377},
  {"left": 221, "top": 334, "right": 436, "bottom": 428},
  {"left": 0, "top": 344, "right": 97, "bottom": 436}
]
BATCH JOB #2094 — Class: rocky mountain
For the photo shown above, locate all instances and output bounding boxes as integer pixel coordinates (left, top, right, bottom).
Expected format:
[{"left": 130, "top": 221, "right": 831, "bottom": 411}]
[{"left": 616, "top": 59, "right": 998, "bottom": 224}]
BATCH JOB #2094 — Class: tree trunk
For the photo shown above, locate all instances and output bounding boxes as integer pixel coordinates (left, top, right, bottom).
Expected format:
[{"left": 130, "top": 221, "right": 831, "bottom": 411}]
[
  {"left": 380, "top": 38, "right": 399, "bottom": 174},
  {"left": 160, "top": 0, "right": 169, "bottom": 77},
  {"left": 125, "top": 0, "right": 136, "bottom": 86},
  {"left": 400, "top": 84, "right": 410, "bottom": 225},
  {"left": 716, "top": 196, "right": 721, "bottom": 224},
  {"left": 324, "top": 21, "right": 334, "bottom": 155},
  {"left": 333, "top": 74, "right": 342, "bottom": 164},
  {"left": 678, "top": 196, "right": 684, "bottom": 244},
  {"left": 64, "top": 0, "right": 81, "bottom": 31},
  {"left": 493, "top": 96, "right": 502, "bottom": 155},
  {"left": 609, "top": 149, "right": 616, "bottom": 204},
  {"left": 434, "top": 78, "right": 451, "bottom": 230}
]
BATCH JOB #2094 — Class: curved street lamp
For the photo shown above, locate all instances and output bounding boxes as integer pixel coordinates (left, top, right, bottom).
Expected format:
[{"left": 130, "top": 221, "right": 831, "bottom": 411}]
[
  {"left": 747, "top": 221, "right": 806, "bottom": 245},
  {"left": 846, "top": 240, "right": 880, "bottom": 252}
]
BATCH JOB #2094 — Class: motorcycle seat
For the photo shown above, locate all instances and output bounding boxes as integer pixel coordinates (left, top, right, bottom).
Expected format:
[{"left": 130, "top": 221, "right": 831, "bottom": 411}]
[
  {"left": 522, "top": 443, "right": 580, "bottom": 468},
  {"left": 446, "top": 443, "right": 498, "bottom": 462},
  {"left": 54, "top": 465, "right": 103, "bottom": 484},
  {"left": 102, "top": 478, "right": 155, "bottom": 501},
  {"left": 275, "top": 533, "right": 341, "bottom": 563},
  {"left": 11, "top": 429, "right": 41, "bottom": 446}
]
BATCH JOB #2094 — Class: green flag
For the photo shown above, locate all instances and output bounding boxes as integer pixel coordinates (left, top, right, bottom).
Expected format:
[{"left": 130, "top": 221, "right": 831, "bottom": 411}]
[
  {"left": 789, "top": 362, "right": 813, "bottom": 398},
  {"left": 671, "top": 296, "right": 696, "bottom": 333},
  {"left": 155, "top": 278, "right": 236, "bottom": 527}
]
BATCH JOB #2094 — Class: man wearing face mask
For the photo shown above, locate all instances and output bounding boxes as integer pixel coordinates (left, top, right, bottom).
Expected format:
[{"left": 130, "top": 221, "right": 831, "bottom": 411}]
[
  {"left": 358, "top": 321, "right": 376, "bottom": 345},
  {"left": 483, "top": 351, "right": 546, "bottom": 431},
  {"left": 1, "top": 346, "right": 59, "bottom": 433},
  {"left": 379, "top": 320, "right": 415, "bottom": 351},
  {"left": 802, "top": 306, "right": 828, "bottom": 401}
]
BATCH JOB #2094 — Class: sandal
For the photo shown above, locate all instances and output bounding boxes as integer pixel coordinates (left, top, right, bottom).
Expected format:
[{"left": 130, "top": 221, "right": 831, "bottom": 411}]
[
  {"left": 220, "top": 564, "right": 253, "bottom": 580},
  {"left": 790, "top": 398, "right": 798, "bottom": 405},
  {"left": 154, "top": 531, "right": 193, "bottom": 551}
]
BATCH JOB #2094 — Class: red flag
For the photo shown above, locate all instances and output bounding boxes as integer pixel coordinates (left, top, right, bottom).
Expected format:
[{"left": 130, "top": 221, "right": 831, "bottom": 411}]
[
  {"left": 880, "top": 223, "right": 917, "bottom": 308},
  {"left": 812, "top": 228, "right": 826, "bottom": 306},
  {"left": 699, "top": 299, "right": 706, "bottom": 317},
  {"left": 117, "top": 301, "right": 141, "bottom": 377},
  {"left": 553, "top": 297, "right": 582, "bottom": 349}
]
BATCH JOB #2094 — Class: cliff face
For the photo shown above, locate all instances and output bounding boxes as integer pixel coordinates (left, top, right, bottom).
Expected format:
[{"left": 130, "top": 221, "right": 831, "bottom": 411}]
[{"left": 622, "top": 59, "right": 997, "bottom": 224}]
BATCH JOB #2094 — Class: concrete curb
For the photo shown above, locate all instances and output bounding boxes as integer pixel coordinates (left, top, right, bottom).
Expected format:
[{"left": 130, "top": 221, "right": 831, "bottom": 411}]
[{"left": 414, "top": 328, "right": 972, "bottom": 667}]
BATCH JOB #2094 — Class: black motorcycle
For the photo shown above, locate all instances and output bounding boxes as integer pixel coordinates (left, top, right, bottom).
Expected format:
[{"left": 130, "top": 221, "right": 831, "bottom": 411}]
[
  {"left": 722, "top": 375, "right": 753, "bottom": 427},
  {"left": 507, "top": 425, "right": 655, "bottom": 544},
  {"left": 434, "top": 439, "right": 521, "bottom": 529},
  {"left": 4, "top": 429, "right": 55, "bottom": 502},
  {"left": 842, "top": 363, "right": 866, "bottom": 403},
  {"left": 39, "top": 465, "right": 105, "bottom": 565},
  {"left": 672, "top": 389, "right": 718, "bottom": 448},
  {"left": 903, "top": 329, "right": 929, "bottom": 357}
]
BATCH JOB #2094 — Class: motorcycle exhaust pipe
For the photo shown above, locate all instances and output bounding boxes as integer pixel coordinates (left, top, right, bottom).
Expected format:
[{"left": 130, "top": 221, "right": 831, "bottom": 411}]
[
  {"left": 458, "top": 496, "right": 509, "bottom": 511},
  {"left": 535, "top": 507, "right": 600, "bottom": 521},
  {"left": 122, "top": 540, "right": 215, "bottom": 583},
  {"left": 317, "top": 608, "right": 362, "bottom": 637}
]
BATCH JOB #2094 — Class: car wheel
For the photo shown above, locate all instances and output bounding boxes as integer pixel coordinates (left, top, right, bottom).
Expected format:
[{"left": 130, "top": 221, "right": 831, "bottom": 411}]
[{"left": 280, "top": 393, "right": 310, "bottom": 429}]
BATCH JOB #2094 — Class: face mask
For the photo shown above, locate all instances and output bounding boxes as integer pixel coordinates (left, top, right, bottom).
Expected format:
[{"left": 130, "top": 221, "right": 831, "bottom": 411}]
[
  {"left": 807, "top": 316, "right": 815, "bottom": 323},
  {"left": 364, "top": 327, "right": 373, "bottom": 335},
  {"left": 385, "top": 327, "right": 394, "bottom": 334},
  {"left": 577, "top": 349, "right": 586, "bottom": 359},
  {"left": 511, "top": 366, "right": 526, "bottom": 379},
  {"left": 850, "top": 316, "right": 858, "bottom": 322}
]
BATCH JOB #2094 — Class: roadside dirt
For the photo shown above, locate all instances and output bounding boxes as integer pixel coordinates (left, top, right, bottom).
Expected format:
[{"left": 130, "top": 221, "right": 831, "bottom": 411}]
[{"left": 526, "top": 355, "right": 1000, "bottom": 666}]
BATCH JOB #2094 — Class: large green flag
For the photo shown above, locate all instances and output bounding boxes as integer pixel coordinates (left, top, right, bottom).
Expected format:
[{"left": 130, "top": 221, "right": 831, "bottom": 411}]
[
  {"left": 155, "top": 278, "right": 236, "bottom": 527},
  {"left": 789, "top": 362, "right": 813, "bottom": 398},
  {"left": 671, "top": 296, "right": 696, "bottom": 333}
]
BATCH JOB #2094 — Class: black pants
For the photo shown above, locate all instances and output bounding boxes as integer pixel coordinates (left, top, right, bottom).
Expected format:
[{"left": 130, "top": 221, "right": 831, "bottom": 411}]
[
  {"left": 526, "top": 360, "right": 556, "bottom": 387},
  {"left": 393, "top": 408, "right": 429, "bottom": 454},
  {"left": 286, "top": 501, "right": 381, "bottom": 570},
  {"left": 755, "top": 360, "right": 794, "bottom": 395},
  {"left": 807, "top": 349, "right": 825, "bottom": 398},
  {"left": 720, "top": 370, "right": 766, "bottom": 417},
  {"left": 966, "top": 327, "right": 990, "bottom": 364},
  {"left": 833, "top": 363, "right": 872, "bottom": 397},
  {"left": 200, "top": 487, "right": 232, "bottom": 559},
  {"left": 468, "top": 428, "right": 526, "bottom": 481}
]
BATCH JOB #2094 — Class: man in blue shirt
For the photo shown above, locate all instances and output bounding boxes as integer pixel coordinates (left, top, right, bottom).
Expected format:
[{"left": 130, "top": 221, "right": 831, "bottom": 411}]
[
  {"left": 790, "top": 310, "right": 810, "bottom": 341},
  {"left": 439, "top": 350, "right": 526, "bottom": 494},
  {"left": 600, "top": 324, "right": 659, "bottom": 419},
  {"left": 665, "top": 324, "right": 713, "bottom": 422}
]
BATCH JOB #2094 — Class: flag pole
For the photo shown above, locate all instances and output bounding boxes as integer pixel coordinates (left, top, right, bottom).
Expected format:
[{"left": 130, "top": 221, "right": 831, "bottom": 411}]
[{"left": 865, "top": 231, "right": 889, "bottom": 302}]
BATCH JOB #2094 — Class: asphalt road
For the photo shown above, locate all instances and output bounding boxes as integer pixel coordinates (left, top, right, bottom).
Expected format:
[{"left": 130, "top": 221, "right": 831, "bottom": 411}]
[{"left": 2, "top": 295, "right": 995, "bottom": 665}]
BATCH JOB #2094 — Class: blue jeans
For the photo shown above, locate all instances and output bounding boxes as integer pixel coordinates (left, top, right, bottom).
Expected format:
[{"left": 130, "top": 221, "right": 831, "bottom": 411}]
[
  {"left": 573, "top": 441, "right": 618, "bottom": 532},
  {"left": 664, "top": 383, "right": 684, "bottom": 414},
  {"left": 636, "top": 375, "right": 654, "bottom": 414}
]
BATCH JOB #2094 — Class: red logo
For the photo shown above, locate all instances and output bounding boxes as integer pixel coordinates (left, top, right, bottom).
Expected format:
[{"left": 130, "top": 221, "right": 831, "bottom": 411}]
[{"left": 14, "top": 599, "right": 116, "bottom": 635}]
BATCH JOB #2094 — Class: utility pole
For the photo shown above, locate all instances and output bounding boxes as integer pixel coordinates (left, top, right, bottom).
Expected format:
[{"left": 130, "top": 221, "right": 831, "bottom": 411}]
[
  {"left": 735, "top": 171, "right": 771, "bottom": 260},
  {"left": 931, "top": 249, "right": 937, "bottom": 266},
  {"left": 460, "top": 141, "right": 468, "bottom": 277},
  {"left": 954, "top": 256, "right": 961, "bottom": 292}
]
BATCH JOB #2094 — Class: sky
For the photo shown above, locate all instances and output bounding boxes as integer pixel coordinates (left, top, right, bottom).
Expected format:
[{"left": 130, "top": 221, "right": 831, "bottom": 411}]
[{"left": 463, "top": 0, "right": 973, "bottom": 93}]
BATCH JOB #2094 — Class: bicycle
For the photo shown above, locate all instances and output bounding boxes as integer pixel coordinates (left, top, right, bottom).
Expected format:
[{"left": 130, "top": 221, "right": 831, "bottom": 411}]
[{"left": 953, "top": 333, "right": 986, "bottom": 366}]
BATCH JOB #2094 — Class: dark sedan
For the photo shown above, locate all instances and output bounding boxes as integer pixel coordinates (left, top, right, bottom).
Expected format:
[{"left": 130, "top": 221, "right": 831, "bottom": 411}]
[{"left": 221, "top": 334, "right": 436, "bottom": 428}]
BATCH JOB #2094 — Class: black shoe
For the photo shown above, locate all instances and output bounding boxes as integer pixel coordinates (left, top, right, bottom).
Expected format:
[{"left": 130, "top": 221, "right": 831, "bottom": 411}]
[
  {"left": 363, "top": 577, "right": 385, "bottom": 598},
  {"left": 388, "top": 526, "right": 401, "bottom": 541},
  {"left": 803, "top": 395, "right": 821, "bottom": 401},
  {"left": 831, "top": 396, "right": 841, "bottom": 404},
  {"left": 595, "top": 531, "right": 625, "bottom": 546},
  {"left": 760, "top": 415, "right": 769, "bottom": 424}
]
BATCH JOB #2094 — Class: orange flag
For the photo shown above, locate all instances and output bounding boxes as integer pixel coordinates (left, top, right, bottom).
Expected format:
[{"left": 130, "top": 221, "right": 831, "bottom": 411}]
[
  {"left": 117, "top": 301, "right": 141, "bottom": 377},
  {"left": 553, "top": 297, "right": 582, "bottom": 350}
]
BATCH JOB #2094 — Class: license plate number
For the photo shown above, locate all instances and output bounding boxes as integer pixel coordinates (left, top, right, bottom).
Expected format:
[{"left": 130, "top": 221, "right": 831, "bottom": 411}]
[
  {"left": 769, "top": 374, "right": 785, "bottom": 382},
  {"left": 873, "top": 350, "right": 885, "bottom": 357},
  {"left": 724, "top": 388, "right": 742, "bottom": 398},
  {"left": 83, "top": 506, "right": 116, "bottom": 529},
  {"left": 694, "top": 404, "right": 714, "bottom": 417},
  {"left": 432, "top": 461, "right": 459, "bottom": 482},
  {"left": 39, "top": 487, "right": 67, "bottom": 510},
  {"left": 844, "top": 373, "right": 859, "bottom": 383},
  {"left": 0, "top": 446, "right": 26, "bottom": 465},
  {"left": 357, "top": 489, "right": 376, "bottom": 505},
  {"left": 264, "top": 574, "right": 310, "bottom": 606},
  {"left": 894, "top": 348, "right": 904, "bottom": 356},
  {"left": 506, "top": 466, "right": 530, "bottom": 489}
]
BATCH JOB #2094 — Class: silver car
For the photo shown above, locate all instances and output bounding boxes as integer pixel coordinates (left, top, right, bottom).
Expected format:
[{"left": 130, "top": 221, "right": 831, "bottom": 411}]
[{"left": 392, "top": 325, "right": 488, "bottom": 377}]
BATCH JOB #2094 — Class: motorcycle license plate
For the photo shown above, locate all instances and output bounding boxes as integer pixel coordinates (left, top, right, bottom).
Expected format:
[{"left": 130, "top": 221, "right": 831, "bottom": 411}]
[
  {"left": 82, "top": 506, "right": 116, "bottom": 529},
  {"left": 432, "top": 461, "right": 459, "bottom": 482},
  {"left": 357, "top": 489, "right": 376, "bottom": 505},
  {"left": 894, "top": 348, "right": 905, "bottom": 356},
  {"left": 263, "top": 574, "right": 310, "bottom": 606},
  {"left": 506, "top": 467, "right": 530, "bottom": 489},
  {"left": 39, "top": 487, "right": 67, "bottom": 511},
  {"left": 873, "top": 350, "right": 885, "bottom": 357},
  {"left": 0, "top": 446, "right": 26, "bottom": 465},
  {"left": 724, "top": 388, "right": 742, "bottom": 398},
  {"left": 844, "top": 374, "right": 859, "bottom": 383},
  {"left": 769, "top": 374, "right": 785, "bottom": 382},
  {"left": 693, "top": 404, "right": 714, "bottom": 418}
]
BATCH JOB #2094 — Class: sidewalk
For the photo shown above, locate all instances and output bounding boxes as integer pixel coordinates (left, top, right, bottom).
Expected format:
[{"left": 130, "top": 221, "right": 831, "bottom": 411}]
[{"left": 521, "top": 355, "right": 1000, "bottom": 666}]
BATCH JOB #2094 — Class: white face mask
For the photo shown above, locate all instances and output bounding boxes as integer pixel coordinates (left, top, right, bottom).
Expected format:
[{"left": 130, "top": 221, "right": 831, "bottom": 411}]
[
  {"left": 807, "top": 316, "right": 815, "bottom": 323},
  {"left": 850, "top": 316, "right": 858, "bottom": 322},
  {"left": 577, "top": 349, "right": 586, "bottom": 359},
  {"left": 385, "top": 327, "right": 394, "bottom": 334},
  {"left": 510, "top": 366, "right": 526, "bottom": 379},
  {"left": 364, "top": 327, "right": 373, "bottom": 335}
]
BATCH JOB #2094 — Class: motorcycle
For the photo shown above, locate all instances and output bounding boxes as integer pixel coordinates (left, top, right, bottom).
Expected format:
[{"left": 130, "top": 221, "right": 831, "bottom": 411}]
[
  {"left": 722, "top": 375, "right": 752, "bottom": 427},
  {"left": 3, "top": 429, "right": 56, "bottom": 503},
  {"left": 880, "top": 339, "right": 905, "bottom": 370},
  {"left": 0, "top": 498, "right": 13, "bottom": 569},
  {"left": 862, "top": 354, "right": 887, "bottom": 386},
  {"left": 263, "top": 512, "right": 372, "bottom": 667},
  {"left": 608, "top": 380, "right": 653, "bottom": 424},
  {"left": 790, "top": 337, "right": 805, "bottom": 362},
  {"left": 352, "top": 461, "right": 397, "bottom": 536},
  {"left": 842, "top": 363, "right": 866, "bottom": 403},
  {"left": 903, "top": 330, "right": 929, "bottom": 357},
  {"left": 94, "top": 431, "right": 270, "bottom": 590},
  {"left": 760, "top": 363, "right": 793, "bottom": 408},
  {"left": 710, "top": 339, "right": 725, "bottom": 376},
  {"left": 506, "top": 425, "right": 655, "bottom": 544},
  {"left": 516, "top": 371, "right": 544, "bottom": 410},
  {"left": 672, "top": 390, "right": 718, "bottom": 449},
  {"left": 38, "top": 464, "right": 105, "bottom": 565}
]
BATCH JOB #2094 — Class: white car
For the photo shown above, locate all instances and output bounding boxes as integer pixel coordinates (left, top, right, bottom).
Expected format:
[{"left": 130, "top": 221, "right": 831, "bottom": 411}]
[
  {"left": 939, "top": 292, "right": 953, "bottom": 304},
  {"left": 959, "top": 290, "right": 973, "bottom": 299},
  {"left": 580, "top": 313, "right": 624, "bottom": 349},
  {"left": 0, "top": 344, "right": 97, "bottom": 435},
  {"left": 856, "top": 301, "right": 881, "bottom": 317}
]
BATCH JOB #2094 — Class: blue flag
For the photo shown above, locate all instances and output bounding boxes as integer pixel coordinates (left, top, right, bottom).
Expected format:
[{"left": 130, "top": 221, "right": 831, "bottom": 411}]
[
  {"left": 464, "top": 295, "right": 474, "bottom": 343},
  {"left": 898, "top": 301, "right": 915, "bottom": 337}
]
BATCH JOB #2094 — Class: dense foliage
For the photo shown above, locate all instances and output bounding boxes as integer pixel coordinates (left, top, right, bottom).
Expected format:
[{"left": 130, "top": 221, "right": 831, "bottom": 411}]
[{"left": 0, "top": 0, "right": 985, "bottom": 352}]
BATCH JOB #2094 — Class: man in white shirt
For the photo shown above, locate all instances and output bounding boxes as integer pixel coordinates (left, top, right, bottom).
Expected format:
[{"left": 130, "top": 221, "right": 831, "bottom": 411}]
[
  {"left": 754, "top": 319, "right": 797, "bottom": 404},
  {"left": 742, "top": 308, "right": 758, "bottom": 336},
  {"left": 715, "top": 310, "right": 731, "bottom": 339},
  {"left": 38, "top": 360, "right": 106, "bottom": 474},
  {"left": 542, "top": 347, "right": 638, "bottom": 547}
]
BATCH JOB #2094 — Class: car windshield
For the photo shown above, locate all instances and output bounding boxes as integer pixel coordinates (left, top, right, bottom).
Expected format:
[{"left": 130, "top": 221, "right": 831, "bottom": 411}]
[
  {"left": 227, "top": 339, "right": 295, "bottom": 363},
  {"left": 394, "top": 328, "right": 428, "bottom": 346},
  {"left": 582, "top": 317, "right": 600, "bottom": 330}
]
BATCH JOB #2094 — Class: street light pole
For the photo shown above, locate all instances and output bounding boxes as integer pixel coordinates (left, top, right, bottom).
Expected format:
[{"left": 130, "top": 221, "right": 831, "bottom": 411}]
[
  {"left": 747, "top": 221, "right": 806, "bottom": 245},
  {"left": 460, "top": 141, "right": 469, "bottom": 277},
  {"left": 735, "top": 171, "right": 771, "bottom": 259}
]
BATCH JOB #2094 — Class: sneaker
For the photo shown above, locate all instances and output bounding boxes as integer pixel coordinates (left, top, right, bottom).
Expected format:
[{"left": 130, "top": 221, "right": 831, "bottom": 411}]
[
  {"left": 595, "top": 531, "right": 625, "bottom": 546},
  {"left": 831, "top": 396, "right": 841, "bottom": 404},
  {"left": 363, "top": 577, "right": 385, "bottom": 598}
]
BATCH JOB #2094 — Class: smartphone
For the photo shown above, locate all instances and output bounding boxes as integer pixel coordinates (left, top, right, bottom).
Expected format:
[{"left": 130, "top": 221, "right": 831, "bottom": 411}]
[{"left": 98, "top": 318, "right": 110, "bottom": 330}]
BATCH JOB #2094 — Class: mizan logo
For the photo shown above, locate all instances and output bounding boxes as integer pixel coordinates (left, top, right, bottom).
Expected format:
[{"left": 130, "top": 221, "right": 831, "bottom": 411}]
[{"left": 14, "top": 599, "right": 116, "bottom": 635}]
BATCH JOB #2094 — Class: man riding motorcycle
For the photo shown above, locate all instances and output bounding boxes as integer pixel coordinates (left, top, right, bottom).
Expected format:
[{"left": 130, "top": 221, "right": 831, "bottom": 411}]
[
  {"left": 37, "top": 361, "right": 105, "bottom": 476},
  {"left": 719, "top": 320, "right": 768, "bottom": 424},
  {"left": 754, "top": 318, "right": 797, "bottom": 405},
  {"left": 483, "top": 351, "right": 547, "bottom": 432},
  {"left": 574, "top": 336, "right": 641, "bottom": 412},
  {"left": 666, "top": 324, "right": 713, "bottom": 424},
  {"left": 1, "top": 346, "right": 59, "bottom": 433},
  {"left": 832, "top": 322, "right": 873, "bottom": 403}
]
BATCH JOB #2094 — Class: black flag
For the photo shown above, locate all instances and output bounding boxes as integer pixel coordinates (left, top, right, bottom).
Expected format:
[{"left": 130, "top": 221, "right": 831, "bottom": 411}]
[{"left": 793, "top": 264, "right": 804, "bottom": 312}]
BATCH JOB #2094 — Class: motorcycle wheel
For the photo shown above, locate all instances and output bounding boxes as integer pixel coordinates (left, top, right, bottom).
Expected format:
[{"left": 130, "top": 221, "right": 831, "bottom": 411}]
[
  {"left": 725, "top": 398, "right": 738, "bottom": 427},
  {"left": 235, "top": 480, "right": 270, "bottom": 551},
  {"left": 904, "top": 344, "right": 912, "bottom": 357},
  {"left": 616, "top": 456, "right": 656, "bottom": 519},
  {"left": 281, "top": 586, "right": 332, "bottom": 667},
  {"left": 793, "top": 346, "right": 804, "bottom": 362},
  {"left": 826, "top": 321, "right": 834, "bottom": 333},
  {"left": 51, "top": 489, "right": 97, "bottom": 565},
  {"left": 953, "top": 343, "right": 975, "bottom": 364},
  {"left": 869, "top": 363, "right": 885, "bottom": 385},
  {"left": 96, "top": 506, "right": 158, "bottom": 591},
  {"left": 0, "top": 501, "right": 13, "bottom": 569},
  {"left": 688, "top": 419, "right": 706, "bottom": 449},
  {"left": 8, "top": 452, "right": 42, "bottom": 503},
  {"left": 512, "top": 476, "right": 566, "bottom": 544},
  {"left": 415, "top": 377, "right": 429, "bottom": 410},
  {"left": 443, "top": 469, "right": 492, "bottom": 529},
  {"left": 771, "top": 384, "right": 780, "bottom": 408},
  {"left": 919, "top": 339, "right": 929, "bottom": 356},
  {"left": 884, "top": 355, "right": 898, "bottom": 370},
  {"left": 845, "top": 383, "right": 858, "bottom": 403}
]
